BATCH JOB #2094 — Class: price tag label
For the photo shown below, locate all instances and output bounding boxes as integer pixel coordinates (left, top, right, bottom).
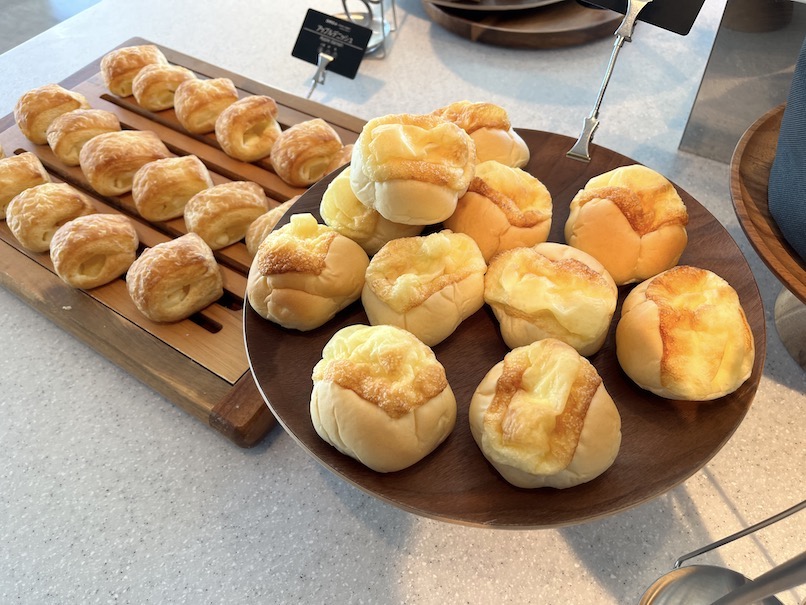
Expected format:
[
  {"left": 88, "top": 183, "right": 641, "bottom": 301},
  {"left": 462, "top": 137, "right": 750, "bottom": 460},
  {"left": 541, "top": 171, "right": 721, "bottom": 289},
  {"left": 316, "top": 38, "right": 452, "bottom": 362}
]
[
  {"left": 292, "top": 9, "right": 373, "bottom": 79},
  {"left": 580, "top": 0, "right": 706, "bottom": 36}
]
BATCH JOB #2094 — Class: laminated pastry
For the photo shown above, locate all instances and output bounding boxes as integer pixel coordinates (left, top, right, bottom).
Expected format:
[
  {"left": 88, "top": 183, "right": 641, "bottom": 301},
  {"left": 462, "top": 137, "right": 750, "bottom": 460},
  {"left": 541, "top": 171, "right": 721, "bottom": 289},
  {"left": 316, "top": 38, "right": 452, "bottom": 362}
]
[
  {"left": 615, "top": 265, "right": 755, "bottom": 401},
  {"left": 174, "top": 77, "right": 239, "bottom": 134},
  {"left": 0, "top": 152, "right": 51, "bottom": 220},
  {"left": 132, "top": 63, "right": 197, "bottom": 111},
  {"left": 362, "top": 230, "right": 487, "bottom": 347},
  {"left": 132, "top": 155, "right": 213, "bottom": 222},
  {"left": 310, "top": 323, "right": 457, "bottom": 473},
  {"left": 14, "top": 84, "right": 90, "bottom": 145},
  {"left": 214, "top": 95, "right": 282, "bottom": 162},
  {"left": 126, "top": 232, "right": 224, "bottom": 323},
  {"left": 319, "top": 167, "right": 423, "bottom": 256},
  {"left": 326, "top": 143, "right": 354, "bottom": 173},
  {"left": 484, "top": 242, "right": 617, "bottom": 356},
  {"left": 100, "top": 44, "right": 168, "bottom": 97},
  {"left": 46, "top": 109, "right": 122, "bottom": 166},
  {"left": 50, "top": 213, "right": 139, "bottom": 289},
  {"left": 6, "top": 182, "right": 95, "bottom": 252},
  {"left": 270, "top": 118, "right": 344, "bottom": 187},
  {"left": 184, "top": 180, "right": 269, "bottom": 250},
  {"left": 469, "top": 338, "right": 621, "bottom": 489},
  {"left": 350, "top": 113, "right": 476, "bottom": 225},
  {"left": 443, "top": 160, "right": 552, "bottom": 262},
  {"left": 432, "top": 100, "right": 529, "bottom": 168},
  {"left": 79, "top": 130, "right": 171, "bottom": 197},
  {"left": 245, "top": 198, "right": 296, "bottom": 258},
  {"left": 246, "top": 212, "right": 369, "bottom": 331},
  {"left": 564, "top": 164, "right": 688, "bottom": 286}
]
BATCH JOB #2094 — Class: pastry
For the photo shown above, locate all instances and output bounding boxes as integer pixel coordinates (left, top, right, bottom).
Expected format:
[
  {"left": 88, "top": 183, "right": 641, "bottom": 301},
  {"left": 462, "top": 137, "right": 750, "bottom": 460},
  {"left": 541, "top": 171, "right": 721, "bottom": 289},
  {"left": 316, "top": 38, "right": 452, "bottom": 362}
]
[
  {"left": 14, "top": 84, "right": 90, "bottom": 145},
  {"left": 469, "top": 338, "right": 621, "bottom": 489},
  {"left": 126, "top": 232, "right": 223, "bottom": 323},
  {"left": 174, "top": 77, "right": 238, "bottom": 134},
  {"left": 50, "top": 214, "right": 139, "bottom": 289},
  {"left": 245, "top": 198, "right": 296, "bottom": 257},
  {"left": 246, "top": 212, "right": 369, "bottom": 331},
  {"left": 325, "top": 143, "right": 354, "bottom": 173},
  {"left": 184, "top": 180, "right": 269, "bottom": 250},
  {"left": 564, "top": 164, "right": 689, "bottom": 286},
  {"left": 215, "top": 95, "right": 282, "bottom": 162},
  {"left": 270, "top": 118, "right": 344, "bottom": 187},
  {"left": 132, "top": 155, "right": 213, "bottom": 222},
  {"left": 100, "top": 44, "right": 168, "bottom": 97},
  {"left": 0, "top": 152, "right": 51, "bottom": 220},
  {"left": 46, "top": 108, "right": 121, "bottom": 166},
  {"left": 132, "top": 63, "right": 197, "bottom": 111},
  {"left": 615, "top": 265, "right": 755, "bottom": 400},
  {"left": 311, "top": 323, "right": 457, "bottom": 473},
  {"left": 362, "top": 230, "right": 486, "bottom": 347},
  {"left": 350, "top": 113, "right": 476, "bottom": 225}
]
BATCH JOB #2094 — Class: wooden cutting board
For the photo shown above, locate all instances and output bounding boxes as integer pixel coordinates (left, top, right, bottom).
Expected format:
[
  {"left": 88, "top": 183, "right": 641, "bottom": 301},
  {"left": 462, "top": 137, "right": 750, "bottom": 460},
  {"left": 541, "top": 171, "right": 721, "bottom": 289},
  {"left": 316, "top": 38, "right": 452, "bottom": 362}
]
[{"left": 0, "top": 38, "right": 365, "bottom": 447}]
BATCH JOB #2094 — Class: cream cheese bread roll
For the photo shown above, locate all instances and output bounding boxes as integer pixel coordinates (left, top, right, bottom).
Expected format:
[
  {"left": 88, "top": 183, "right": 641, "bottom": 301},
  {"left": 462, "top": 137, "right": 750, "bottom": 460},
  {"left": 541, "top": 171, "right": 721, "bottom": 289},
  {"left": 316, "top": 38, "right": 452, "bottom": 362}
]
[
  {"left": 46, "top": 109, "right": 122, "bottom": 166},
  {"left": 616, "top": 265, "right": 755, "bottom": 401},
  {"left": 362, "top": 230, "right": 486, "bottom": 347},
  {"left": 320, "top": 167, "right": 423, "bottom": 256},
  {"left": 132, "top": 155, "right": 213, "bottom": 221},
  {"left": 6, "top": 183, "right": 95, "bottom": 252},
  {"left": 215, "top": 95, "right": 282, "bottom": 163},
  {"left": 270, "top": 118, "right": 344, "bottom": 187},
  {"left": 50, "top": 214, "right": 139, "bottom": 289},
  {"left": 126, "top": 232, "right": 223, "bottom": 323},
  {"left": 350, "top": 113, "right": 476, "bottom": 225},
  {"left": 564, "top": 164, "right": 688, "bottom": 286},
  {"left": 0, "top": 152, "right": 51, "bottom": 220},
  {"left": 245, "top": 198, "right": 296, "bottom": 257},
  {"left": 311, "top": 324, "right": 457, "bottom": 473},
  {"left": 174, "top": 77, "right": 239, "bottom": 134},
  {"left": 132, "top": 63, "right": 197, "bottom": 111},
  {"left": 184, "top": 180, "right": 269, "bottom": 250},
  {"left": 469, "top": 338, "right": 621, "bottom": 489},
  {"left": 484, "top": 242, "right": 617, "bottom": 356},
  {"left": 14, "top": 84, "right": 90, "bottom": 145},
  {"left": 432, "top": 100, "right": 529, "bottom": 168},
  {"left": 101, "top": 44, "right": 169, "bottom": 97},
  {"left": 247, "top": 213, "right": 369, "bottom": 331},
  {"left": 443, "top": 160, "right": 552, "bottom": 262}
]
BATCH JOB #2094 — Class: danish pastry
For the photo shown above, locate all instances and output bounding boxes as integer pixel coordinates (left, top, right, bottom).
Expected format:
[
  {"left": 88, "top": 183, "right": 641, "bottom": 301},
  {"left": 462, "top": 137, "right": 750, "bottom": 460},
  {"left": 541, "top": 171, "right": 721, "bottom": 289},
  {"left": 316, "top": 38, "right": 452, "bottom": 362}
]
[
  {"left": 46, "top": 108, "right": 121, "bottom": 166},
  {"left": 270, "top": 118, "right": 344, "bottom": 187},
  {"left": 174, "top": 77, "right": 239, "bottom": 134},
  {"left": 245, "top": 198, "right": 296, "bottom": 257},
  {"left": 184, "top": 180, "right": 269, "bottom": 250},
  {"left": 14, "top": 84, "right": 90, "bottom": 145},
  {"left": 215, "top": 95, "right": 282, "bottom": 162},
  {"left": 100, "top": 44, "right": 168, "bottom": 97},
  {"left": 132, "top": 155, "right": 213, "bottom": 222},
  {"left": 132, "top": 63, "right": 197, "bottom": 111},
  {"left": 0, "top": 152, "right": 51, "bottom": 220}
]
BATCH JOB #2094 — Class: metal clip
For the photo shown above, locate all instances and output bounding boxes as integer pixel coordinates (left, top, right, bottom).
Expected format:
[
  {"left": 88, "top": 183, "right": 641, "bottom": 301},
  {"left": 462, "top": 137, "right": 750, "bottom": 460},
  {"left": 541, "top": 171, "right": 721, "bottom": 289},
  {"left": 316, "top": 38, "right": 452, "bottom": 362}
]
[{"left": 306, "top": 52, "right": 335, "bottom": 99}]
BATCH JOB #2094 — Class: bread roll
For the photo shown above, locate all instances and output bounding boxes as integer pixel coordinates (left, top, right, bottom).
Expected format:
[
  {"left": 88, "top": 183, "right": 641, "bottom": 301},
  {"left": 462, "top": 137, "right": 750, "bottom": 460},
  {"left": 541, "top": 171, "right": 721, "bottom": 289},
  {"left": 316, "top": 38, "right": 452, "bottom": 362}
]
[
  {"left": 174, "top": 77, "right": 238, "bottom": 134},
  {"left": 215, "top": 95, "right": 282, "bottom": 162},
  {"left": 0, "top": 152, "right": 51, "bottom": 220},
  {"left": 443, "top": 160, "right": 552, "bottom": 262},
  {"left": 350, "top": 113, "right": 476, "bottom": 225},
  {"left": 245, "top": 198, "right": 296, "bottom": 257},
  {"left": 616, "top": 265, "right": 755, "bottom": 400},
  {"left": 184, "top": 180, "right": 269, "bottom": 250},
  {"left": 126, "top": 232, "right": 223, "bottom": 323},
  {"left": 132, "top": 63, "right": 197, "bottom": 111},
  {"left": 320, "top": 167, "right": 423, "bottom": 256},
  {"left": 270, "top": 118, "right": 344, "bottom": 187},
  {"left": 247, "top": 212, "right": 369, "bottom": 331},
  {"left": 432, "top": 100, "right": 529, "bottom": 168},
  {"left": 79, "top": 130, "right": 171, "bottom": 197},
  {"left": 564, "top": 164, "right": 688, "bottom": 286},
  {"left": 50, "top": 214, "right": 139, "bottom": 289},
  {"left": 311, "top": 324, "right": 457, "bottom": 473},
  {"left": 470, "top": 338, "right": 621, "bottom": 489},
  {"left": 362, "top": 230, "right": 486, "bottom": 347},
  {"left": 46, "top": 109, "right": 121, "bottom": 166},
  {"left": 6, "top": 183, "right": 95, "bottom": 252},
  {"left": 14, "top": 84, "right": 90, "bottom": 144},
  {"left": 100, "top": 44, "right": 168, "bottom": 97},
  {"left": 132, "top": 155, "right": 213, "bottom": 221}
]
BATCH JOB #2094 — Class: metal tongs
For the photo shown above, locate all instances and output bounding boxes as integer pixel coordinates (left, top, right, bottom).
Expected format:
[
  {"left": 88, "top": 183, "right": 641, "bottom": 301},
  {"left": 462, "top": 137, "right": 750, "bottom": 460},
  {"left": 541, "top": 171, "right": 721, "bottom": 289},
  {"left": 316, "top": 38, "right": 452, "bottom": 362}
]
[{"left": 567, "top": 0, "right": 654, "bottom": 162}]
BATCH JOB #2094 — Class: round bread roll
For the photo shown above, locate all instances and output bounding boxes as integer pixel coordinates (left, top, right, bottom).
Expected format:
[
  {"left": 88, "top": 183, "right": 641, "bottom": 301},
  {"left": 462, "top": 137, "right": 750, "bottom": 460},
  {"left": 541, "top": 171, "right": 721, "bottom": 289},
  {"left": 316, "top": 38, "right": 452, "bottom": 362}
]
[
  {"left": 564, "top": 164, "right": 689, "bottom": 286},
  {"left": 100, "top": 44, "right": 168, "bottom": 97},
  {"left": 443, "top": 160, "right": 552, "bottom": 262},
  {"left": 174, "top": 77, "right": 239, "bottom": 134},
  {"left": 184, "top": 180, "right": 269, "bottom": 250},
  {"left": 0, "top": 152, "right": 51, "bottom": 220},
  {"left": 319, "top": 167, "right": 423, "bottom": 256},
  {"left": 6, "top": 183, "right": 95, "bottom": 252},
  {"left": 46, "top": 109, "right": 122, "bottom": 166},
  {"left": 215, "top": 95, "right": 282, "bottom": 162},
  {"left": 362, "top": 230, "right": 486, "bottom": 347},
  {"left": 132, "top": 155, "right": 213, "bottom": 222},
  {"left": 270, "top": 118, "right": 344, "bottom": 187},
  {"left": 350, "top": 113, "right": 476, "bottom": 225},
  {"left": 469, "top": 338, "right": 621, "bottom": 489},
  {"left": 50, "top": 214, "right": 139, "bottom": 289},
  {"left": 245, "top": 198, "right": 296, "bottom": 258},
  {"left": 432, "top": 100, "right": 529, "bottom": 168},
  {"left": 14, "top": 84, "right": 90, "bottom": 145},
  {"left": 484, "top": 242, "right": 617, "bottom": 356},
  {"left": 246, "top": 212, "right": 369, "bottom": 331},
  {"left": 615, "top": 265, "right": 755, "bottom": 400},
  {"left": 132, "top": 63, "right": 197, "bottom": 111},
  {"left": 126, "top": 232, "right": 223, "bottom": 323},
  {"left": 311, "top": 324, "right": 457, "bottom": 473}
]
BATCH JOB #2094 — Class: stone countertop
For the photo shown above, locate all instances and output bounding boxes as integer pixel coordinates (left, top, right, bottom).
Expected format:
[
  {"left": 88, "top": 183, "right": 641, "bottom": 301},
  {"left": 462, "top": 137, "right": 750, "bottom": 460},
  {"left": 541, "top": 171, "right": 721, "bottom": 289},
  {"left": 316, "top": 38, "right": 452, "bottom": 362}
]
[{"left": 1, "top": 0, "right": 804, "bottom": 603}]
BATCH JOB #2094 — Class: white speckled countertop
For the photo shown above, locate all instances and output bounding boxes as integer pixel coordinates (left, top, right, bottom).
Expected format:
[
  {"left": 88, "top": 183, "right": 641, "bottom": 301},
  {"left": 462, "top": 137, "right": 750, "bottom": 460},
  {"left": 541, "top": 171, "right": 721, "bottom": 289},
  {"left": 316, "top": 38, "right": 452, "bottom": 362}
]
[{"left": 1, "top": 1, "right": 804, "bottom": 603}]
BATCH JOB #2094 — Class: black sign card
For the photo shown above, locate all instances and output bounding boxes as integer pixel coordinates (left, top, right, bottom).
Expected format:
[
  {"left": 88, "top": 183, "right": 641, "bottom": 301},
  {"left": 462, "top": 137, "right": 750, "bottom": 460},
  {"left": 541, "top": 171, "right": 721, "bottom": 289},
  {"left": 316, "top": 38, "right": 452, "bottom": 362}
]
[
  {"left": 292, "top": 9, "right": 373, "bottom": 79},
  {"left": 579, "top": 0, "right": 706, "bottom": 36}
]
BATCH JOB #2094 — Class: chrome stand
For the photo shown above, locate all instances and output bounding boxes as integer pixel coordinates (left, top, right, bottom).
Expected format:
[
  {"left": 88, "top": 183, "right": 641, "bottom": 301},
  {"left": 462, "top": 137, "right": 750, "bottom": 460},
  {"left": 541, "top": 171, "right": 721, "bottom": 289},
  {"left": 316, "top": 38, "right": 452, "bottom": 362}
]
[{"left": 335, "top": 0, "right": 398, "bottom": 57}]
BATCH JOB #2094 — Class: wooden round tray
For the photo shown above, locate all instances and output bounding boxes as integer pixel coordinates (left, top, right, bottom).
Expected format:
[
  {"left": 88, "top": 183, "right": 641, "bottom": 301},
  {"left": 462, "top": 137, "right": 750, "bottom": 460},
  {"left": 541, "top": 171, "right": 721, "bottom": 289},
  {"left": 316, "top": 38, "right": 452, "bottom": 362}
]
[
  {"left": 427, "top": 0, "right": 564, "bottom": 13},
  {"left": 244, "top": 130, "right": 766, "bottom": 529}
]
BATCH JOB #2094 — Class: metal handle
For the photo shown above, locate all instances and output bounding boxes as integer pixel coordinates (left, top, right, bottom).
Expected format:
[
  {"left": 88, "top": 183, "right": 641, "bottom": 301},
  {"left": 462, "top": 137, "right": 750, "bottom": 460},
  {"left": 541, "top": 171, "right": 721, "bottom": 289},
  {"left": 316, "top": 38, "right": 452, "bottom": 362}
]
[{"left": 710, "top": 550, "right": 806, "bottom": 605}]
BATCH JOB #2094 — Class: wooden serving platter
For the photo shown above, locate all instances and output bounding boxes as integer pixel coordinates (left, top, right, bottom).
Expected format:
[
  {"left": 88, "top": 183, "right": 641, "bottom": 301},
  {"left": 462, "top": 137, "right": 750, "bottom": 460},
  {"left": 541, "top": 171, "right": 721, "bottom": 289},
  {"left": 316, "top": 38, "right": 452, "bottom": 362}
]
[{"left": 0, "top": 38, "right": 365, "bottom": 447}]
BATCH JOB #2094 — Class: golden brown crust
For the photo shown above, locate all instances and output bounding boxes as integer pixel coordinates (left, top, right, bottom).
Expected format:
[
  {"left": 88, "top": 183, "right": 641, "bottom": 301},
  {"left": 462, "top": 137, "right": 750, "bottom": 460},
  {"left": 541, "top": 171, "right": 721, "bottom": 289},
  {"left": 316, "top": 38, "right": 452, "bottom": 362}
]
[
  {"left": 0, "top": 152, "right": 51, "bottom": 219},
  {"left": 174, "top": 78, "right": 239, "bottom": 134},
  {"left": 432, "top": 100, "right": 510, "bottom": 133},
  {"left": 573, "top": 185, "right": 688, "bottom": 236},
  {"left": 215, "top": 95, "right": 281, "bottom": 162},
  {"left": 100, "top": 44, "right": 168, "bottom": 97},
  {"left": 132, "top": 155, "right": 213, "bottom": 222},
  {"left": 46, "top": 109, "right": 121, "bottom": 166},
  {"left": 270, "top": 118, "right": 344, "bottom": 187},
  {"left": 132, "top": 63, "right": 197, "bottom": 111},
  {"left": 256, "top": 217, "right": 337, "bottom": 276},
  {"left": 14, "top": 84, "right": 90, "bottom": 145},
  {"left": 326, "top": 144, "right": 354, "bottom": 174},
  {"left": 184, "top": 180, "right": 269, "bottom": 250},
  {"left": 245, "top": 198, "right": 296, "bottom": 257}
]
